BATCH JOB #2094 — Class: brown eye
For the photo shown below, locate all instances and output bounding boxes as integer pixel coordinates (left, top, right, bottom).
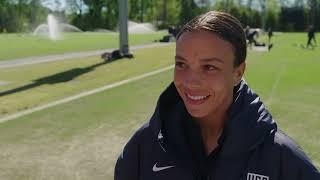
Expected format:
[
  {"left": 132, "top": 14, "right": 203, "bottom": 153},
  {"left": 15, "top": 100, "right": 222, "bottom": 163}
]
[
  {"left": 203, "top": 65, "right": 218, "bottom": 71},
  {"left": 175, "top": 61, "right": 187, "bottom": 69}
]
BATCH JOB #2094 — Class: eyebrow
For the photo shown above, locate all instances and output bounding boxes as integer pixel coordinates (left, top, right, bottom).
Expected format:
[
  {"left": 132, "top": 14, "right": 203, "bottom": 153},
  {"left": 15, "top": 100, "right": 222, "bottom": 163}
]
[
  {"left": 175, "top": 55, "right": 224, "bottom": 64},
  {"left": 200, "top": 58, "right": 224, "bottom": 64},
  {"left": 175, "top": 55, "right": 187, "bottom": 61}
]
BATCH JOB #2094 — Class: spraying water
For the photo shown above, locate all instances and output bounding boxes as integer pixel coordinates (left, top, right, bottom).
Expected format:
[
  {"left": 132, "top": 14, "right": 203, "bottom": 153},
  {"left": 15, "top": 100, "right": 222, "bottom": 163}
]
[
  {"left": 128, "top": 21, "right": 156, "bottom": 34},
  {"left": 47, "top": 14, "right": 60, "bottom": 40},
  {"left": 33, "top": 14, "right": 82, "bottom": 40}
]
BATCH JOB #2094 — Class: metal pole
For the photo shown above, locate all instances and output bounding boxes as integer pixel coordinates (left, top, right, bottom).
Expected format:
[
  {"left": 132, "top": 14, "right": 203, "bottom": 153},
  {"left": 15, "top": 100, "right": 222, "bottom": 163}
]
[{"left": 119, "top": 0, "right": 130, "bottom": 55}]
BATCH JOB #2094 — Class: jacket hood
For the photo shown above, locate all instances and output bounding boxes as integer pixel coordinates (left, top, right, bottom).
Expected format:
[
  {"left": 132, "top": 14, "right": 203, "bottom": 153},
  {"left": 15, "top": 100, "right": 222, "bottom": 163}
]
[{"left": 149, "top": 80, "right": 277, "bottom": 157}]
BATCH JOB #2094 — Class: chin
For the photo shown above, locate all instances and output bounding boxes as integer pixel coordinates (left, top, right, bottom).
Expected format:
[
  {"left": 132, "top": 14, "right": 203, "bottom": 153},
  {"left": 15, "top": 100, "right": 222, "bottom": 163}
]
[{"left": 184, "top": 106, "right": 209, "bottom": 119}]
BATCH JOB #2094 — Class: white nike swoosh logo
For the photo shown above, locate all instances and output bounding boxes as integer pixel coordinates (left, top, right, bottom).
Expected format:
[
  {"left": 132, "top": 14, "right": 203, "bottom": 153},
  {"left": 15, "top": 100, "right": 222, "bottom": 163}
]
[{"left": 152, "top": 163, "right": 175, "bottom": 172}]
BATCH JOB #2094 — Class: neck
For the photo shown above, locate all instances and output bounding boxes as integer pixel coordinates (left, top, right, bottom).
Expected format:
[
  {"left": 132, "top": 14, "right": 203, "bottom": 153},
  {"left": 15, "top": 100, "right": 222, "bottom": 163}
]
[
  {"left": 197, "top": 95, "right": 232, "bottom": 155},
  {"left": 199, "top": 115, "right": 225, "bottom": 155}
]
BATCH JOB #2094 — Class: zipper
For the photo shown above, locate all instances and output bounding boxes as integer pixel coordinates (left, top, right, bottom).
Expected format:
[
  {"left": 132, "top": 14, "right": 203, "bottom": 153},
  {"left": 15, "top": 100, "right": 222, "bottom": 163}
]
[
  {"left": 157, "top": 130, "right": 167, "bottom": 152},
  {"left": 194, "top": 146, "right": 221, "bottom": 180},
  {"left": 156, "top": 130, "right": 196, "bottom": 178}
]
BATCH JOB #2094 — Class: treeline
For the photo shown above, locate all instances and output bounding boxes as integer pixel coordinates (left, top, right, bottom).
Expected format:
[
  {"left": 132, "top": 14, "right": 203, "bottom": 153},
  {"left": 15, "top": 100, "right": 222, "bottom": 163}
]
[
  {"left": 0, "top": 0, "right": 49, "bottom": 32},
  {"left": 0, "top": 0, "right": 319, "bottom": 33},
  {"left": 222, "top": 0, "right": 320, "bottom": 32},
  {"left": 68, "top": 0, "right": 319, "bottom": 32}
]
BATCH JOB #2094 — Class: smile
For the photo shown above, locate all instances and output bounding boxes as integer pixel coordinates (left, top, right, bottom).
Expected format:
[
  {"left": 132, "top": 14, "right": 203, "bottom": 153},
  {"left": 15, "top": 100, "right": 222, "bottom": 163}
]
[{"left": 185, "top": 93, "right": 210, "bottom": 104}]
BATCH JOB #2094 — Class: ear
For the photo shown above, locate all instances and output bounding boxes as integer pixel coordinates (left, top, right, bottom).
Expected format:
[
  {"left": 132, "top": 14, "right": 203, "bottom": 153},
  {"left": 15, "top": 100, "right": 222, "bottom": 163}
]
[{"left": 233, "top": 62, "right": 246, "bottom": 86}]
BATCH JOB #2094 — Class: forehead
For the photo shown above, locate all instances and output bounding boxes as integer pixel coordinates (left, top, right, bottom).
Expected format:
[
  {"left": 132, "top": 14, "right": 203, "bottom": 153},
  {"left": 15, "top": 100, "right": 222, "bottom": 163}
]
[{"left": 176, "top": 31, "right": 235, "bottom": 63}]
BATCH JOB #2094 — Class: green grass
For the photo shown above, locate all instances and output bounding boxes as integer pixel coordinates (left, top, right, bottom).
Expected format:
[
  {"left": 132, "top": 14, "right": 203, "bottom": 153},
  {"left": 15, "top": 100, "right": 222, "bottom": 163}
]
[
  {"left": 0, "top": 70, "right": 173, "bottom": 180},
  {"left": 0, "top": 32, "right": 166, "bottom": 60},
  {"left": 245, "top": 32, "right": 320, "bottom": 167},
  {"left": 0, "top": 44, "right": 175, "bottom": 116},
  {"left": 0, "top": 33, "right": 319, "bottom": 179}
]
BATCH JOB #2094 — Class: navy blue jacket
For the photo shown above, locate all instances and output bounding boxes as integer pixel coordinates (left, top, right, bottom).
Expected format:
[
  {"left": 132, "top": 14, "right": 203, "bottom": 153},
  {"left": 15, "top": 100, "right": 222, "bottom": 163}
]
[{"left": 115, "top": 80, "right": 320, "bottom": 180}]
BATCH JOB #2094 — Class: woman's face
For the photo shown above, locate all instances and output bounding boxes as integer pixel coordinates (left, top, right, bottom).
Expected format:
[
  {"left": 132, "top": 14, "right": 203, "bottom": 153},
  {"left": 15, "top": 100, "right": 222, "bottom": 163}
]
[{"left": 174, "top": 31, "right": 245, "bottom": 121}]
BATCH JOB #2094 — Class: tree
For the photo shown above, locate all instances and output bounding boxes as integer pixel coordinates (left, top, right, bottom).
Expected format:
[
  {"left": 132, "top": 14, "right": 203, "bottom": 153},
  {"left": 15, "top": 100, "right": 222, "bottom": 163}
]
[
  {"left": 237, "top": 0, "right": 244, "bottom": 6},
  {"left": 167, "top": 0, "right": 182, "bottom": 26},
  {"left": 27, "top": 0, "right": 48, "bottom": 29},
  {"left": 247, "top": 0, "right": 253, "bottom": 9},
  {"left": 104, "top": 0, "right": 118, "bottom": 29},
  {"left": 280, "top": 6, "right": 306, "bottom": 31},
  {"left": 306, "top": 0, "right": 318, "bottom": 28},
  {"left": 66, "top": 0, "right": 85, "bottom": 16},
  {"left": 82, "top": 0, "right": 106, "bottom": 29},
  {"left": 179, "top": 0, "right": 200, "bottom": 25},
  {"left": 0, "top": 0, "right": 48, "bottom": 32},
  {"left": 265, "top": 0, "right": 280, "bottom": 30},
  {"left": 294, "top": 0, "right": 304, "bottom": 7},
  {"left": 214, "top": 0, "right": 235, "bottom": 12}
]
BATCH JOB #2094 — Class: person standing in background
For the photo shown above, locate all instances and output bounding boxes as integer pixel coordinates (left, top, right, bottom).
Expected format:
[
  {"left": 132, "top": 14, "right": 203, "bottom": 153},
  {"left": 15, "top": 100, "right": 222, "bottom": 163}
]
[{"left": 306, "top": 25, "right": 316, "bottom": 49}]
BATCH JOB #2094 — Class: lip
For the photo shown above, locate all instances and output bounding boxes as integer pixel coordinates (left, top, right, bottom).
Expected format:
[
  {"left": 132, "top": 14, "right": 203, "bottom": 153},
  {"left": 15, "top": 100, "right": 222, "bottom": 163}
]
[{"left": 185, "top": 93, "right": 210, "bottom": 105}]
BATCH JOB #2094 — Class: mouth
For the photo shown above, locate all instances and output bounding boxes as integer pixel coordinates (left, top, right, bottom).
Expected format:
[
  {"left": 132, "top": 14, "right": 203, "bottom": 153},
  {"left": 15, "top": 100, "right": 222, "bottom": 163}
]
[{"left": 185, "top": 93, "right": 210, "bottom": 105}]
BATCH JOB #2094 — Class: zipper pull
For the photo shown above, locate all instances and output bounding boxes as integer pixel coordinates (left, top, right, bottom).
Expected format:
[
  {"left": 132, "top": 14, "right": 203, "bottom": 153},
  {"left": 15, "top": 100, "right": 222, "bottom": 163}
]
[
  {"left": 157, "top": 130, "right": 166, "bottom": 152},
  {"left": 158, "top": 130, "right": 163, "bottom": 140}
]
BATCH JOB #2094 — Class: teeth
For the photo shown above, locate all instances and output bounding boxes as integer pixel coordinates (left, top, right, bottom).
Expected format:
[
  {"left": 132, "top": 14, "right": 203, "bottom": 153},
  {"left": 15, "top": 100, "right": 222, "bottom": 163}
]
[{"left": 187, "top": 94, "right": 208, "bottom": 100}]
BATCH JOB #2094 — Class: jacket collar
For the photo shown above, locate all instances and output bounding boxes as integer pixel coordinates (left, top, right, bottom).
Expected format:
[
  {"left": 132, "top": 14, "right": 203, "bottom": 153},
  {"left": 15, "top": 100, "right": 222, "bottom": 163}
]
[{"left": 149, "top": 80, "right": 277, "bottom": 157}]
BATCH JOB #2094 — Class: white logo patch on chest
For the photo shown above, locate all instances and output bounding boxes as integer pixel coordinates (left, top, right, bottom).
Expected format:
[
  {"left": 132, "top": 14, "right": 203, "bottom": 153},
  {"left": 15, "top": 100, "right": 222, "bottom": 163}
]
[{"left": 247, "top": 172, "right": 269, "bottom": 180}]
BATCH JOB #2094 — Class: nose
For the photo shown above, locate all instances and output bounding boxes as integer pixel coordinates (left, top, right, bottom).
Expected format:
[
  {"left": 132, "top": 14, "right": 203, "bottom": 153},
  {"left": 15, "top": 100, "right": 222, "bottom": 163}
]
[{"left": 185, "top": 70, "right": 202, "bottom": 89}]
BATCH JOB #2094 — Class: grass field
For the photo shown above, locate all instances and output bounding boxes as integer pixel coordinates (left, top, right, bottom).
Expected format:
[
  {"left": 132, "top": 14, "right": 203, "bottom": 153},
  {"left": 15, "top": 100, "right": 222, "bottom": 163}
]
[
  {"left": 0, "top": 32, "right": 166, "bottom": 60},
  {"left": 0, "top": 44, "right": 174, "bottom": 117},
  {"left": 0, "top": 33, "right": 319, "bottom": 179}
]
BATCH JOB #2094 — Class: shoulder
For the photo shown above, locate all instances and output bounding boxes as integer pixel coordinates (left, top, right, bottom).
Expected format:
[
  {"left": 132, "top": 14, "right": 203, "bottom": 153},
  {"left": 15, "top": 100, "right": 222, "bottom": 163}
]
[
  {"left": 114, "top": 122, "right": 154, "bottom": 180},
  {"left": 273, "top": 130, "right": 313, "bottom": 164},
  {"left": 251, "top": 128, "right": 316, "bottom": 168},
  {"left": 251, "top": 129, "right": 320, "bottom": 179},
  {"left": 122, "top": 122, "right": 153, "bottom": 152},
  {"left": 250, "top": 130, "right": 320, "bottom": 180},
  {"left": 271, "top": 130, "right": 320, "bottom": 177}
]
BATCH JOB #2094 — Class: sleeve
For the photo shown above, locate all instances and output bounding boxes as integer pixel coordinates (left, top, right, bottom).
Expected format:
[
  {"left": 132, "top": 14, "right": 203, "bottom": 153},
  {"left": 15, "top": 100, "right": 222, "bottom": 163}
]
[
  {"left": 278, "top": 132, "right": 320, "bottom": 179},
  {"left": 114, "top": 131, "right": 141, "bottom": 180}
]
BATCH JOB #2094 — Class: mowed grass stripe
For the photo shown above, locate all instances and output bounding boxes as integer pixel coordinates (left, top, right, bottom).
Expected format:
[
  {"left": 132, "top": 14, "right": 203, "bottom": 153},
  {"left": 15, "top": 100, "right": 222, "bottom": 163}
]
[
  {"left": 0, "top": 44, "right": 175, "bottom": 116},
  {"left": 0, "top": 32, "right": 166, "bottom": 61},
  {"left": 0, "top": 42, "right": 173, "bottom": 69},
  {"left": 0, "top": 65, "right": 173, "bottom": 123},
  {"left": 0, "top": 69, "right": 173, "bottom": 180}
]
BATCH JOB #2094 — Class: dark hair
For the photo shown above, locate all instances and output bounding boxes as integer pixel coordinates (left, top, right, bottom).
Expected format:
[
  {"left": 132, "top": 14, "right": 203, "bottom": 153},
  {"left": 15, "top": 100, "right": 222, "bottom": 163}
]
[{"left": 177, "top": 11, "right": 247, "bottom": 67}]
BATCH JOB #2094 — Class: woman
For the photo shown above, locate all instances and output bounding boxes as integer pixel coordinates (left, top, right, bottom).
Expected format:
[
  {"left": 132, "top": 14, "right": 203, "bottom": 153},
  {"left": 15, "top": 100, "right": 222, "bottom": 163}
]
[{"left": 114, "top": 11, "right": 320, "bottom": 180}]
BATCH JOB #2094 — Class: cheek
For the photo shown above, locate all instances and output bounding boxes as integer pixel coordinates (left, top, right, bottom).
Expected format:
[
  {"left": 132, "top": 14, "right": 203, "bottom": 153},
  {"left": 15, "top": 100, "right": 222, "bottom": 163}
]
[
  {"left": 205, "top": 72, "right": 234, "bottom": 92},
  {"left": 174, "top": 70, "right": 183, "bottom": 91},
  {"left": 173, "top": 70, "right": 187, "bottom": 99},
  {"left": 173, "top": 69, "right": 185, "bottom": 85}
]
